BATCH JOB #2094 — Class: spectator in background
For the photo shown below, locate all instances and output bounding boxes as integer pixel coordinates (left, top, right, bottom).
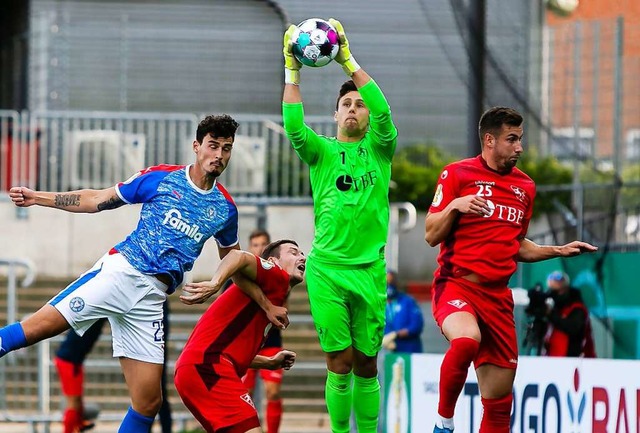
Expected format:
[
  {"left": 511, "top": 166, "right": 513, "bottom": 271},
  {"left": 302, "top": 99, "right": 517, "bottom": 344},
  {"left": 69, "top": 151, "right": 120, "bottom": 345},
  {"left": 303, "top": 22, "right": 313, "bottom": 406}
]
[
  {"left": 374, "top": 271, "right": 424, "bottom": 433},
  {"left": 382, "top": 271, "right": 424, "bottom": 353},
  {"left": 543, "top": 271, "right": 596, "bottom": 358},
  {"left": 242, "top": 229, "right": 288, "bottom": 433},
  {"left": 54, "top": 319, "right": 105, "bottom": 433}
]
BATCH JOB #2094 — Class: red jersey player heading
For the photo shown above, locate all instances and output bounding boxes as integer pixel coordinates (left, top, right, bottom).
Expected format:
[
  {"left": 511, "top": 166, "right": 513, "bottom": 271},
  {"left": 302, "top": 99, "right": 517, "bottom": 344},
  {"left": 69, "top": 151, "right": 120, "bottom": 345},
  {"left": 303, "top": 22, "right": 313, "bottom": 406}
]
[
  {"left": 242, "top": 229, "right": 289, "bottom": 433},
  {"left": 175, "top": 239, "right": 306, "bottom": 433},
  {"left": 425, "top": 106, "right": 597, "bottom": 433}
]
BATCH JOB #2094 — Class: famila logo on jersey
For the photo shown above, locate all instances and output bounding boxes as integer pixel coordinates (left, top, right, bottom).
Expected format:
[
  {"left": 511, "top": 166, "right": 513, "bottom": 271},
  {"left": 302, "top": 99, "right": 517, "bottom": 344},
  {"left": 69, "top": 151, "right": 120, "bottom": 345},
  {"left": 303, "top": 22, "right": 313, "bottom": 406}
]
[{"left": 162, "top": 209, "right": 203, "bottom": 241}]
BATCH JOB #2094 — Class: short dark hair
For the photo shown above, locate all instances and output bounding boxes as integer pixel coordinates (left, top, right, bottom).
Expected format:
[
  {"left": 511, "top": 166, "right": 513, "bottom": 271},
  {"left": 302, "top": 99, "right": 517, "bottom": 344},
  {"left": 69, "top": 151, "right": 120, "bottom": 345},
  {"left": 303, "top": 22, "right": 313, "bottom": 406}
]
[
  {"left": 196, "top": 114, "right": 239, "bottom": 143},
  {"left": 249, "top": 229, "right": 271, "bottom": 243},
  {"left": 478, "top": 107, "right": 523, "bottom": 146},
  {"left": 335, "top": 80, "right": 358, "bottom": 110},
  {"left": 261, "top": 239, "right": 298, "bottom": 260},
  {"left": 387, "top": 269, "right": 398, "bottom": 283}
]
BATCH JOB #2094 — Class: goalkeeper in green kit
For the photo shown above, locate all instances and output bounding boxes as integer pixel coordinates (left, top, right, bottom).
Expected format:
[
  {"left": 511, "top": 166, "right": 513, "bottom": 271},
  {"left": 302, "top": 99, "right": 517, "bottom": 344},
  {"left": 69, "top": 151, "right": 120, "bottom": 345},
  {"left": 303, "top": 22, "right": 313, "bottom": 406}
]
[{"left": 282, "top": 18, "right": 398, "bottom": 433}]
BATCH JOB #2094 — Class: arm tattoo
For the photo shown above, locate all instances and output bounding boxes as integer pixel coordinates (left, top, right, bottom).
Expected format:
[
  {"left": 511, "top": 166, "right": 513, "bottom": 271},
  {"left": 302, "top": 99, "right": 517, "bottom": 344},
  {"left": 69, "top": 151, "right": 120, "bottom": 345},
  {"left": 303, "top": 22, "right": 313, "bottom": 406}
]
[
  {"left": 54, "top": 194, "right": 81, "bottom": 207},
  {"left": 97, "top": 196, "right": 126, "bottom": 211}
]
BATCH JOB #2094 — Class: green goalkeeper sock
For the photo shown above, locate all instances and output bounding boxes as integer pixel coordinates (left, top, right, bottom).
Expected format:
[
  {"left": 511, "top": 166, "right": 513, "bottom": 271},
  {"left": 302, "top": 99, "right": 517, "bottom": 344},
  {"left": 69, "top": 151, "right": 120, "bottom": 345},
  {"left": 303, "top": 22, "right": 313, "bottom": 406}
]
[
  {"left": 325, "top": 370, "right": 353, "bottom": 433},
  {"left": 353, "top": 374, "right": 381, "bottom": 433}
]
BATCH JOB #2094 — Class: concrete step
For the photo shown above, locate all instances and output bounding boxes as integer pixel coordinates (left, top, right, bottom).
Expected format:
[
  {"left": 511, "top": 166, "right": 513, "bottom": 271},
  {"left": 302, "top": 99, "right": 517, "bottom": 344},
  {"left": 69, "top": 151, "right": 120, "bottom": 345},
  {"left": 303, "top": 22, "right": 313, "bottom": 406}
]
[
  {"left": 282, "top": 398, "right": 329, "bottom": 413},
  {"left": 0, "top": 411, "right": 333, "bottom": 433},
  {"left": 281, "top": 383, "right": 325, "bottom": 399},
  {"left": 279, "top": 412, "right": 331, "bottom": 432},
  {"left": 0, "top": 280, "right": 330, "bottom": 428}
]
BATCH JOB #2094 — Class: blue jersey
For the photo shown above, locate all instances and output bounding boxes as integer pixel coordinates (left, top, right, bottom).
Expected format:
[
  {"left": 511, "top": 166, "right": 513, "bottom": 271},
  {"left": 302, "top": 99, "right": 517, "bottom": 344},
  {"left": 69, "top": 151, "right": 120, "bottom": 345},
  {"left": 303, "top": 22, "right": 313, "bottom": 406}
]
[
  {"left": 384, "top": 293, "right": 424, "bottom": 353},
  {"left": 113, "top": 164, "right": 239, "bottom": 294}
]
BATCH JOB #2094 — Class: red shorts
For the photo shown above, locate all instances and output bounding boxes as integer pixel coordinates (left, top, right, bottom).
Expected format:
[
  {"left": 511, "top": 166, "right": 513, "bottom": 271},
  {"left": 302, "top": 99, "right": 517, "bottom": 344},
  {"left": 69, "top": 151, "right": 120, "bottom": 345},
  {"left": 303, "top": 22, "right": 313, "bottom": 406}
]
[
  {"left": 432, "top": 276, "right": 518, "bottom": 369},
  {"left": 174, "top": 357, "right": 260, "bottom": 433},
  {"left": 241, "top": 346, "right": 284, "bottom": 390},
  {"left": 54, "top": 357, "right": 84, "bottom": 396}
]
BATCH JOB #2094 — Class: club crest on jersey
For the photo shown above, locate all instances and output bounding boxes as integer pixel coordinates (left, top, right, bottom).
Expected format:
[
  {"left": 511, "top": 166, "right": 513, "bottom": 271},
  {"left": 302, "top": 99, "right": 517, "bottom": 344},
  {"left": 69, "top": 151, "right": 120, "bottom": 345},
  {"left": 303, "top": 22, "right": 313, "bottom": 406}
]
[
  {"left": 205, "top": 207, "right": 216, "bottom": 219},
  {"left": 510, "top": 185, "right": 526, "bottom": 202},
  {"left": 447, "top": 299, "right": 467, "bottom": 309},
  {"left": 260, "top": 258, "right": 274, "bottom": 270},
  {"left": 240, "top": 393, "right": 255, "bottom": 409},
  {"left": 69, "top": 297, "right": 85, "bottom": 312},
  {"left": 162, "top": 209, "right": 204, "bottom": 241},
  {"left": 432, "top": 184, "right": 444, "bottom": 207}
]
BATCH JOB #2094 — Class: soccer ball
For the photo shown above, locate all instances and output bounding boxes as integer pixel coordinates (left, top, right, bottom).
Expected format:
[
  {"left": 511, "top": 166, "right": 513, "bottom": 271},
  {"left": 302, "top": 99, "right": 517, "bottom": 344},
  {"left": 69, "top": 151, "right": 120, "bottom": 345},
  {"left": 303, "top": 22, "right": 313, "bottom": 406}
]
[
  {"left": 292, "top": 18, "right": 339, "bottom": 68},
  {"left": 546, "top": 0, "right": 579, "bottom": 16}
]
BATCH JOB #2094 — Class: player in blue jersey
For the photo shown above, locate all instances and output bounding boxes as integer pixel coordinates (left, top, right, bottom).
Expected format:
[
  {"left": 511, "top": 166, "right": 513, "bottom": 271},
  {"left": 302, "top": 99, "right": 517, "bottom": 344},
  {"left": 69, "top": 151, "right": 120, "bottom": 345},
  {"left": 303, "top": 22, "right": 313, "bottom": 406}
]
[{"left": 5, "top": 114, "right": 288, "bottom": 433}]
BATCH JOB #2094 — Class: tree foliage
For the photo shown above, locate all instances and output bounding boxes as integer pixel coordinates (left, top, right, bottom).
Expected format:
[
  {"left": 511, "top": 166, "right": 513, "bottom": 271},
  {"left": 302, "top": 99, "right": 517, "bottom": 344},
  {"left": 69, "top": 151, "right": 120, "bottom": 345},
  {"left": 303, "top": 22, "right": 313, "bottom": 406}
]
[
  {"left": 389, "top": 143, "right": 453, "bottom": 212},
  {"left": 621, "top": 163, "right": 640, "bottom": 209},
  {"left": 390, "top": 144, "right": 574, "bottom": 218},
  {"left": 516, "top": 150, "right": 573, "bottom": 216}
]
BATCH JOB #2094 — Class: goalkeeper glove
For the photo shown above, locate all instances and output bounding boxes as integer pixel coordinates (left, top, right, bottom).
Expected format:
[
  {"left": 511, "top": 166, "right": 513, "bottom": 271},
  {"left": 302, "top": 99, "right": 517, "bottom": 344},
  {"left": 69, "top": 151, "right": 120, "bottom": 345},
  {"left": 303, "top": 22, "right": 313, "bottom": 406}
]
[
  {"left": 329, "top": 18, "right": 361, "bottom": 76},
  {"left": 283, "top": 24, "right": 302, "bottom": 85}
]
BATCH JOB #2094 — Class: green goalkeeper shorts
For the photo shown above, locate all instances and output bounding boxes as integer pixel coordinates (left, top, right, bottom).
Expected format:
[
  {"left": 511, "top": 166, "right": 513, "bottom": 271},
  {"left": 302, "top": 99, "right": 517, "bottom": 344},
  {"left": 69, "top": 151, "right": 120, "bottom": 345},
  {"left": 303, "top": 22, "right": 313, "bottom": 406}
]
[{"left": 305, "top": 258, "right": 386, "bottom": 357}]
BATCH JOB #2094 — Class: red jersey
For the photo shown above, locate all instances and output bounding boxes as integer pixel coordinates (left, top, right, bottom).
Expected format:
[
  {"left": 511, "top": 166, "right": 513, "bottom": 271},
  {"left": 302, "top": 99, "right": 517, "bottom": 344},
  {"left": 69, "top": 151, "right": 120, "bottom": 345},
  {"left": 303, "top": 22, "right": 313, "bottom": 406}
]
[
  {"left": 429, "top": 156, "right": 536, "bottom": 283},
  {"left": 176, "top": 256, "right": 290, "bottom": 377},
  {"left": 543, "top": 299, "right": 596, "bottom": 358}
]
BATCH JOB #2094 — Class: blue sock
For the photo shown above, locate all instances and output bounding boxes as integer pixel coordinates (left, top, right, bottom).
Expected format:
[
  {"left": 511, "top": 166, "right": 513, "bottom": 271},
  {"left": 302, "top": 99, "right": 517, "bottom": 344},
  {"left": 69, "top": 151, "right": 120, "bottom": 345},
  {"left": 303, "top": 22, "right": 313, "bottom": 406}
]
[
  {"left": 118, "top": 406, "right": 155, "bottom": 433},
  {"left": 0, "top": 323, "right": 27, "bottom": 358}
]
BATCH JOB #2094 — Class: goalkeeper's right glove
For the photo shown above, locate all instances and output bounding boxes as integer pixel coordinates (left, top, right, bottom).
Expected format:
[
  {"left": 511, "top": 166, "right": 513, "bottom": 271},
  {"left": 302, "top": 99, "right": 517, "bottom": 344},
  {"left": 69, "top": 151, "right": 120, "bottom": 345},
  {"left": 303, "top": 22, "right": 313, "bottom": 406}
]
[{"left": 283, "top": 24, "right": 302, "bottom": 85}]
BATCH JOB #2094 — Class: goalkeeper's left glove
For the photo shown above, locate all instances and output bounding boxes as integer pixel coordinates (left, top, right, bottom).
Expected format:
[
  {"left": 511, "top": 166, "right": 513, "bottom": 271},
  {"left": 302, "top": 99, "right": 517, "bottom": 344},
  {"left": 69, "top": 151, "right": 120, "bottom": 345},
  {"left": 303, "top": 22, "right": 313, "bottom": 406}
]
[{"left": 329, "top": 18, "right": 361, "bottom": 76}]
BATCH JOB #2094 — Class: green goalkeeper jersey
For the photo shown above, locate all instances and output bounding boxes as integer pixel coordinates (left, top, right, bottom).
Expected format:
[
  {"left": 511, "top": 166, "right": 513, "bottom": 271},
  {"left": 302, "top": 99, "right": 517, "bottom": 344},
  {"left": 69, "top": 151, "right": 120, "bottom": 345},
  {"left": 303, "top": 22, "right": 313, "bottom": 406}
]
[{"left": 283, "top": 80, "right": 398, "bottom": 266}]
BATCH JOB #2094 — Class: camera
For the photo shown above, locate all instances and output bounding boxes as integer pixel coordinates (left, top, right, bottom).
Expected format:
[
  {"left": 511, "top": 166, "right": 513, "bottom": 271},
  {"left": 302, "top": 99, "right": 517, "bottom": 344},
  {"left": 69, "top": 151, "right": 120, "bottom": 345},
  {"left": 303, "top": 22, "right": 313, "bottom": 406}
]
[
  {"left": 525, "top": 283, "right": 551, "bottom": 319},
  {"left": 522, "top": 283, "right": 552, "bottom": 356}
]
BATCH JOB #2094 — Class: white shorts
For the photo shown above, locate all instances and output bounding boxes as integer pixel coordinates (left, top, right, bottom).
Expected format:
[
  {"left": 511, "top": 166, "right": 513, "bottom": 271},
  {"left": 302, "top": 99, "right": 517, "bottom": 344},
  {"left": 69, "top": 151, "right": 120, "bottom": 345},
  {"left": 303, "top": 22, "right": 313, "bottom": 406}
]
[{"left": 49, "top": 252, "right": 169, "bottom": 364}]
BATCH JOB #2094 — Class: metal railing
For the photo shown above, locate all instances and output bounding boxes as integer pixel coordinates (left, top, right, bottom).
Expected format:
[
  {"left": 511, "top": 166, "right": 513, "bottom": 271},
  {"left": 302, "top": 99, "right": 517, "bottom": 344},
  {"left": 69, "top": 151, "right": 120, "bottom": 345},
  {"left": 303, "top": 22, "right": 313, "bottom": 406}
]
[
  {"left": 0, "top": 258, "right": 40, "bottom": 430},
  {"left": 0, "top": 110, "right": 336, "bottom": 198},
  {"left": 530, "top": 181, "right": 640, "bottom": 248},
  {"left": 0, "top": 258, "right": 36, "bottom": 325}
]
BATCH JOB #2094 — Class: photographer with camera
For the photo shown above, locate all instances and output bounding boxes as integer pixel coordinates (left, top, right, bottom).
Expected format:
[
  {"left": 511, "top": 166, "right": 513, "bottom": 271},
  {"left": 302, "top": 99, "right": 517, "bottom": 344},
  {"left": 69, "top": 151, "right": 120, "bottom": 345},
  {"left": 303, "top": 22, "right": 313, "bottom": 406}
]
[
  {"left": 541, "top": 271, "right": 596, "bottom": 358},
  {"left": 522, "top": 283, "right": 551, "bottom": 356}
]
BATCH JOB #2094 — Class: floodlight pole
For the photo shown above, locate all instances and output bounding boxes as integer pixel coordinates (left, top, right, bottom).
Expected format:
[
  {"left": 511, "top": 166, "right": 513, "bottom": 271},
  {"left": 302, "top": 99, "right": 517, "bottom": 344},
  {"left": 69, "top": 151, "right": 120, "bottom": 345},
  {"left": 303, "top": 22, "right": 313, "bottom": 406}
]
[{"left": 468, "top": 0, "right": 486, "bottom": 157}]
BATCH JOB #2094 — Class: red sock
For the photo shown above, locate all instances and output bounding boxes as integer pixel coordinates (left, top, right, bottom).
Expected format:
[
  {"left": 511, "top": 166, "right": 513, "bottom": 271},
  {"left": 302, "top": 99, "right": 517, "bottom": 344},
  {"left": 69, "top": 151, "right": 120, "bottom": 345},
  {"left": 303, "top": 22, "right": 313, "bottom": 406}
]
[
  {"left": 266, "top": 399, "right": 283, "bottom": 433},
  {"left": 479, "top": 394, "right": 513, "bottom": 433},
  {"left": 63, "top": 408, "right": 83, "bottom": 433},
  {"left": 55, "top": 357, "right": 84, "bottom": 396},
  {"left": 437, "top": 337, "right": 480, "bottom": 418}
]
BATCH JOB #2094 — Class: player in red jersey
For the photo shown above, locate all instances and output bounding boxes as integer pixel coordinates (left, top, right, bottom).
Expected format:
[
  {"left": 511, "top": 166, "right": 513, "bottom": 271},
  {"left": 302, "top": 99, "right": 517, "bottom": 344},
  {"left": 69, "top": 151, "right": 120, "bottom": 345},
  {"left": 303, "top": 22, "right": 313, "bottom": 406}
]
[
  {"left": 425, "top": 106, "right": 598, "bottom": 433},
  {"left": 241, "top": 229, "right": 288, "bottom": 433},
  {"left": 174, "top": 239, "right": 306, "bottom": 433}
]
